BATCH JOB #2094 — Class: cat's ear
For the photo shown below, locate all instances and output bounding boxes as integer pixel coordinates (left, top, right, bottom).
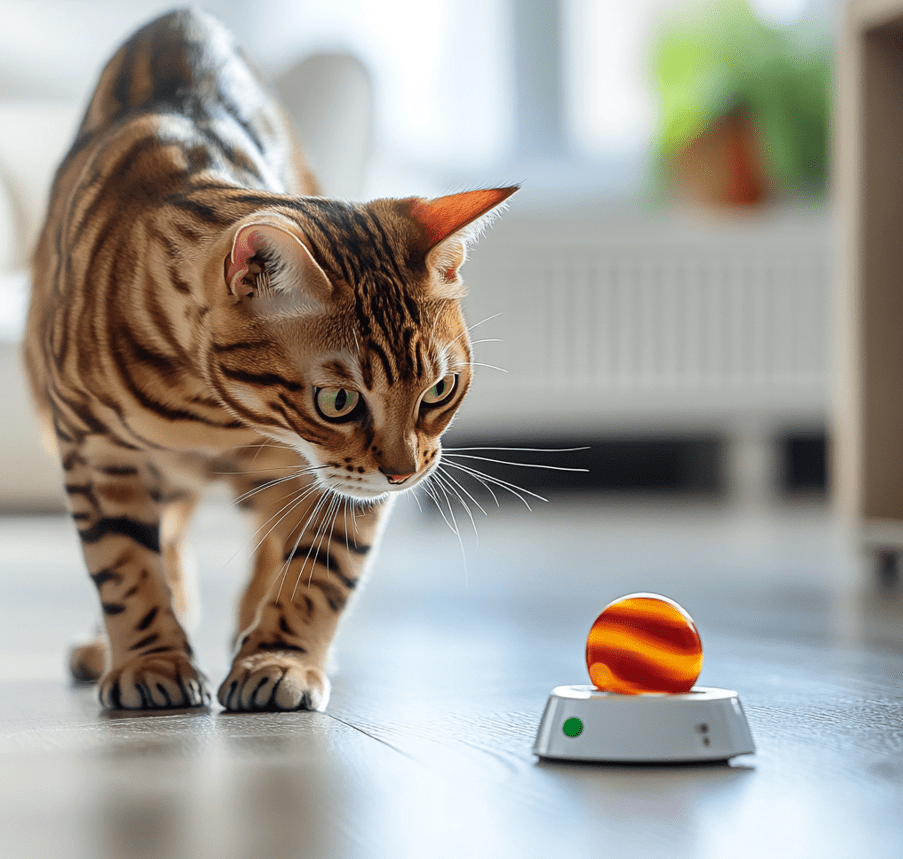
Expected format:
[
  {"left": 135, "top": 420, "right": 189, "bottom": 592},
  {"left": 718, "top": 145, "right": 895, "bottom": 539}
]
[
  {"left": 225, "top": 216, "right": 332, "bottom": 314},
  {"left": 409, "top": 186, "right": 518, "bottom": 299}
]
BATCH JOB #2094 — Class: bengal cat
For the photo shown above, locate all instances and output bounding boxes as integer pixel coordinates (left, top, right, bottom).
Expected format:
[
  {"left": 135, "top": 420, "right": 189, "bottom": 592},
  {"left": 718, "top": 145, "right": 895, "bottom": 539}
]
[{"left": 24, "top": 8, "right": 516, "bottom": 712}]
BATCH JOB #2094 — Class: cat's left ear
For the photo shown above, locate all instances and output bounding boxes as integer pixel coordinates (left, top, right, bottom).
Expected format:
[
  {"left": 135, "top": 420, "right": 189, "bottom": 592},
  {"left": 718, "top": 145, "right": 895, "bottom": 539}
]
[
  {"left": 409, "top": 186, "right": 518, "bottom": 299},
  {"left": 225, "top": 214, "right": 333, "bottom": 315}
]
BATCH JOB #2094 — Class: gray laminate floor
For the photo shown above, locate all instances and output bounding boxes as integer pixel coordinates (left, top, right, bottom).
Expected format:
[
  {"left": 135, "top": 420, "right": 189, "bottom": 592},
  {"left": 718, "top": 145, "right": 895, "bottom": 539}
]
[{"left": 1, "top": 492, "right": 902, "bottom": 859}]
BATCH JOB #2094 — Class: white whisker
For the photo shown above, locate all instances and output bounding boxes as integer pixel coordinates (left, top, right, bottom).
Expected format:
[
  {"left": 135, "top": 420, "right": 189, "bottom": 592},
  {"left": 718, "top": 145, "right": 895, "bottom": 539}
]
[
  {"left": 444, "top": 446, "right": 590, "bottom": 453},
  {"left": 211, "top": 464, "right": 314, "bottom": 476},
  {"left": 437, "top": 465, "right": 489, "bottom": 518},
  {"left": 448, "top": 312, "right": 503, "bottom": 348},
  {"left": 455, "top": 467, "right": 501, "bottom": 507},
  {"left": 442, "top": 453, "right": 588, "bottom": 473},
  {"left": 442, "top": 460, "right": 548, "bottom": 509},
  {"left": 295, "top": 491, "right": 342, "bottom": 601},
  {"left": 231, "top": 467, "right": 323, "bottom": 505},
  {"left": 451, "top": 361, "right": 508, "bottom": 374},
  {"left": 276, "top": 487, "right": 332, "bottom": 601},
  {"left": 288, "top": 488, "right": 337, "bottom": 601},
  {"left": 423, "top": 479, "right": 457, "bottom": 536},
  {"left": 431, "top": 474, "right": 468, "bottom": 581},
  {"left": 223, "top": 480, "right": 321, "bottom": 570},
  {"left": 466, "top": 312, "right": 503, "bottom": 335},
  {"left": 434, "top": 470, "right": 479, "bottom": 543}
]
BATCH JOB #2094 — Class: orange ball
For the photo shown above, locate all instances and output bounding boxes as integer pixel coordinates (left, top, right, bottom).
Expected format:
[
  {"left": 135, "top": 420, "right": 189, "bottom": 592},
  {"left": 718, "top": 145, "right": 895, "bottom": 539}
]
[{"left": 585, "top": 593, "right": 703, "bottom": 695}]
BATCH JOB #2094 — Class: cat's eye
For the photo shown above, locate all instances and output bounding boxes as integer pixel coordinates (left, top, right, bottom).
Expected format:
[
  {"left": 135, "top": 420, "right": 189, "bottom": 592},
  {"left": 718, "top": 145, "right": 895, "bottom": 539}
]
[
  {"left": 422, "top": 374, "right": 457, "bottom": 406},
  {"left": 314, "top": 387, "right": 362, "bottom": 422}
]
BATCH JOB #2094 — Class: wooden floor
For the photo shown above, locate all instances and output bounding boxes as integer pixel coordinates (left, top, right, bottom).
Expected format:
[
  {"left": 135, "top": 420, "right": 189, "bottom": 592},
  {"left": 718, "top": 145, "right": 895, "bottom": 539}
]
[{"left": 1, "top": 493, "right": 902, "bottom": 859}]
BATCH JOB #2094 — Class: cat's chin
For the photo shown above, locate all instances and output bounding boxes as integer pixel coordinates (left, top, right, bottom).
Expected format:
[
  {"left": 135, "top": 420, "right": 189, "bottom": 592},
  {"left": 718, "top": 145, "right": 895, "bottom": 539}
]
[{"left": 322, "top": 483, "right": 391, "bottom": 505}]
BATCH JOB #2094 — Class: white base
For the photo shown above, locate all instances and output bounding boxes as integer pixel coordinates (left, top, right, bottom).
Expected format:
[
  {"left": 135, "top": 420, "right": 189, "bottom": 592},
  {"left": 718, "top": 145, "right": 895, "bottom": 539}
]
[{"left": 533, "top": 685, "right": 755, "bottom": 763}]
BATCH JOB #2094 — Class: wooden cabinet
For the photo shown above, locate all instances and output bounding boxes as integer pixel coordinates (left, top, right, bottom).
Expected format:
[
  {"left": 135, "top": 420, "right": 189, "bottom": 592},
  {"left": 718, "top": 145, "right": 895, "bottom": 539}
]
[{"left": 836, "top": 0, "right": 903, "bottom": 581}]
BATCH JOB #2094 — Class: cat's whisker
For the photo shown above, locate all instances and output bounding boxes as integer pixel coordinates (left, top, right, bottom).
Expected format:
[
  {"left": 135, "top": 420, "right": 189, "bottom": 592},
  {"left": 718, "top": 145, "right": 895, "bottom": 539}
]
[
  {"left": 321, "top": 494, "right": 345, "bottom": 583},
  {"left": 230, "top": 467, "right": 323, "bottom": 505},
  {"left": 428, "top": 474, "right": 468, "bottom": 578},
  {"left": 343, "top": 503, "right": 351, "bottom": 558},
  {"left": 464, "top": 312, "right": 503, "bottom": 337},
  {"left": 224, "top": 442, "right": 293, "bottom": 452},
  {"left": 468, "top": 338, "right": 504, "bottom": 346},
  {"left": 446, "top": 312, "right": 503, "bottom": 350},
  {"left": 452, "top": 361, "right": 508, "bottom": 374},
  {"left": 423, "top": 479, "right": 457, "bottom": 537},
  {"left": 433, "top": 470, "right": 480, "bottom": 543},
  {"left": 279, "top": 487, "right": 333, "bottom": 602},
  {"left": 240, "top": 483, "right": 322, "bottom": 567},
  {"left": 324, "top": 493, "right": 341, "bottom": 577},
  {"left": 437, "top": 465, "right": 489, "bottom": 518},
  {"left": 247, "top": 441, "right": 272, "bottom": 468},
  {"left": 295, "top": 491, "right": 342, "bottom": 601},
  {"left": 441, "top": 453, "right": 588, "bottom": 473},
  {"left": 458, "top": 468, "right": 501, "bottom": 507},
  {"left": 279, "top": 485, "right": 334, "bottom": 600},
  {"left": 350, "top": 500, "right": 360, "bottom": 540},
  {"left": 432, "top": 475, "right": 463, "bottom": 537},
  {"left": 222, "top": 480, "right": 321, "bottom": 570},
  {"left": 439, "top": 452, "right": 501, "bottom": 507},
  {"left": 444, "top": 446, "right": 591, "bottom": 453},
  {"left": 441, "top": 460, "right": 548, "bottom": 509},
  {"left": 211, "top": 464, "right": 314, "bottom": 476},
  {"left": 309, "top": 491, "right": 341, "bottom": 582},
  {"left": 342, "top": 497, "right": 366, "bottom": 557}
]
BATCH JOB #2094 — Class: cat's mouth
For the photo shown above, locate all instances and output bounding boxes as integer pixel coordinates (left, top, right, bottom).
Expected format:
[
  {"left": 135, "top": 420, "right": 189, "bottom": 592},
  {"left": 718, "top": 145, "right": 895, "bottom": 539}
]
[{"left": 318, "top": 463, "right": 433, "bottom": 501}]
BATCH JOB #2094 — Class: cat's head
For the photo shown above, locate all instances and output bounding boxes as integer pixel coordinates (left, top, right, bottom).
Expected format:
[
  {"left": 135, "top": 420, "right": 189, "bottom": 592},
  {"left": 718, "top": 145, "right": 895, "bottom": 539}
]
[{"left": 208, "top": 186, "right": 516, "bottom": 502}]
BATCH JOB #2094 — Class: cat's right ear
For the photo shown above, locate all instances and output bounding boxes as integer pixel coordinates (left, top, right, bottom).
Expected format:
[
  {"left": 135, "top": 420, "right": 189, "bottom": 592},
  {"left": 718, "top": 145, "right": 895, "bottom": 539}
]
[
  {"left": 409, "top": 186, "right": 518, "bottom": 299},
  {"left": 225, "top": 217, "right": 333, "bottom": 314}
]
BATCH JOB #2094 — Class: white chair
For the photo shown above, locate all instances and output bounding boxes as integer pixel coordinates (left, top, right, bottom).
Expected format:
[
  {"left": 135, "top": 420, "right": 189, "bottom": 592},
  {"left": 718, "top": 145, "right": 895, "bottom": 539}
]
[{"left": 276, "top": 52, "right": 373, "bottom": 200}]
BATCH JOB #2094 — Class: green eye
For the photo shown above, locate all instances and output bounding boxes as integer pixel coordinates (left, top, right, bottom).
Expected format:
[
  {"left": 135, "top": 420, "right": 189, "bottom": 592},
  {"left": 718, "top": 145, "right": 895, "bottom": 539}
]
[
  {"left": 315, "top": 388, "right": 361, "bottom": 421},
  {"left": 422, "top": 374, "right": 457, "bottom": 406}
]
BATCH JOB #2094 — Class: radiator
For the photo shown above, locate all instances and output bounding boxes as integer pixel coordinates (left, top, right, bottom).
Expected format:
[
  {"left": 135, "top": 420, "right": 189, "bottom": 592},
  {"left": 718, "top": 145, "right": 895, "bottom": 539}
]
[{"left": 456, "top": 208, "right": 832, "bottom": 439}]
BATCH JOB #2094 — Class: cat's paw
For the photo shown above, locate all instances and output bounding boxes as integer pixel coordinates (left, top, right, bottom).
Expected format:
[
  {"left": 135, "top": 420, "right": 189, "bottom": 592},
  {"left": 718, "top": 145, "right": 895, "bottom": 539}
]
[
  {"left": 98, "top": 652, "right": 210, "bottom": 710},
  {"left": 218, "top": 652, "right": 330, "bottom": 712},
  {"left": 69, "top": 637, "right": 108, "bottom": 682}
]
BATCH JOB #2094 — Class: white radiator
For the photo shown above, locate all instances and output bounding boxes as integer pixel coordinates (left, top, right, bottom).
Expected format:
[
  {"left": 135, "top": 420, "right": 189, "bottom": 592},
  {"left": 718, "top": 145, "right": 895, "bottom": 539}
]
[{"left": 456, "top": 206, "right": 832, "bottom": 440}]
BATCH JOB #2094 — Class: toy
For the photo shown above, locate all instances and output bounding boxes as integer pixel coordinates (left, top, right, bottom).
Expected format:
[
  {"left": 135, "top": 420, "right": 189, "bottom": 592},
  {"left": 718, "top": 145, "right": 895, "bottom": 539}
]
[
  {"left": 533, "top": 592, "right": 755, "bottom": 763},
  {"left": 585, "top": 593, "right": 703, "bottom": 695}
]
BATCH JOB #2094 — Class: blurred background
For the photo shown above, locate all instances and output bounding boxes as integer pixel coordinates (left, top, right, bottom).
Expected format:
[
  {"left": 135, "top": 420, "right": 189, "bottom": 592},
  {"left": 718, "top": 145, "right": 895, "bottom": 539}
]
[{"left": 0, "top": 0, "right": 838, "bottom": 511}]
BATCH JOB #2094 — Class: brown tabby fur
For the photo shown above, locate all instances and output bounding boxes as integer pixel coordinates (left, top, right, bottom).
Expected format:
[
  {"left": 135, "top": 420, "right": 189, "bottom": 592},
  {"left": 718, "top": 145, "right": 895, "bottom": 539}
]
[{"left": 24, "top": 9, "right": 515, "bottom": 711}]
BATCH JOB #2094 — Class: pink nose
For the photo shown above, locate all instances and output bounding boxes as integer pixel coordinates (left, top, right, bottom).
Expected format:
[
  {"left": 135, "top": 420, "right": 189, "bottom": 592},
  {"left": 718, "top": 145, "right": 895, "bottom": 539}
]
[{"left": 382, "top": 471, "right": 415, "bottom": 485}]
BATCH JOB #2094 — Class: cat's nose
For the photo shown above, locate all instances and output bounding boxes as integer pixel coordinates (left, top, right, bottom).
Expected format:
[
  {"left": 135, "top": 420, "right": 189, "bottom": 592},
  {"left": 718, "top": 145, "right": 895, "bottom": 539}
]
[{"left": 379, "top": 468, "right": 415, "bottom": 485}]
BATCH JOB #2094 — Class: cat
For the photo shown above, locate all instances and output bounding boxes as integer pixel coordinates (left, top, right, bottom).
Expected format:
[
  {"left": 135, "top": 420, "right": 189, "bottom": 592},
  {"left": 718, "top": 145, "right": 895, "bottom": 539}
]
[{"left": 24, "top": 8, "right": 516, "bottom": 712}]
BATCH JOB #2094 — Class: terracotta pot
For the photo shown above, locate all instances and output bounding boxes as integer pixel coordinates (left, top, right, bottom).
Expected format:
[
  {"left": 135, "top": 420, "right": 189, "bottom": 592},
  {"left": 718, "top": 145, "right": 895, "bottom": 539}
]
[{"left": 672, "top": 109, "right": 768, "bottom": 207}]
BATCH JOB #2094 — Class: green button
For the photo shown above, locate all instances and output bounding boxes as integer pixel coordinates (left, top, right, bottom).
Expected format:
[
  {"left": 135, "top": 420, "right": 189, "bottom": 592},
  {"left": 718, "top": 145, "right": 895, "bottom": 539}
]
[{"left": 562, "top": 717, "right": 583, "bottom": 737}]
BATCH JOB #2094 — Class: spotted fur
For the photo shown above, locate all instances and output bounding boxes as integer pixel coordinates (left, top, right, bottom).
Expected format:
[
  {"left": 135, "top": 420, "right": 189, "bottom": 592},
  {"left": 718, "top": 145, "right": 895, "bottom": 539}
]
[{"left": 24, "top": 9, "right": 515, "bottom": 711}]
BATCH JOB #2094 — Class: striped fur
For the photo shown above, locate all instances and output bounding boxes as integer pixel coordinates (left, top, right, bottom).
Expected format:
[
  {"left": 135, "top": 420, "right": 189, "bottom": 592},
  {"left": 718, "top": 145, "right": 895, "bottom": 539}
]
[{"left": 24, "top": 9, "right": 515, "bottom": 712}]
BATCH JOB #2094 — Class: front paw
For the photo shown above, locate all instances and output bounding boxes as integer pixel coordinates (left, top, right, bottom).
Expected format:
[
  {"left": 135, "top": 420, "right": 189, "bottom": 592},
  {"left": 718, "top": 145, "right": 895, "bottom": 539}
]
[
  {"left": 98, "top": 652, "right": 210, "bottom": 710},
  {"left": 218, "top": 652, "right": 330, "bottom": 712}
]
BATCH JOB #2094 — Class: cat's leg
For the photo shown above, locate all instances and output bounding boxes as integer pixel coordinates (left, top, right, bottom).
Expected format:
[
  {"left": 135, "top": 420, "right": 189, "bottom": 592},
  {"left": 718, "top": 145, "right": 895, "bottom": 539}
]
[
  {"left": 219, "top": 462, "right": 388, "bottom": 711},
  {"left": 69, "top": 491, "right": 200, "bottom": 683},
  {"left": 61, "top": 434, "right": 208, "bottom": 709}
]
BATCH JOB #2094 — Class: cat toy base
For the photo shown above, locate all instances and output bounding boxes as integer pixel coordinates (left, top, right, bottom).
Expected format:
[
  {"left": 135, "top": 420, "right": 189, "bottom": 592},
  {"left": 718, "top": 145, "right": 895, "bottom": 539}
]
[{"left": 533, "top": 685, "right": 755, "bottom": 763}]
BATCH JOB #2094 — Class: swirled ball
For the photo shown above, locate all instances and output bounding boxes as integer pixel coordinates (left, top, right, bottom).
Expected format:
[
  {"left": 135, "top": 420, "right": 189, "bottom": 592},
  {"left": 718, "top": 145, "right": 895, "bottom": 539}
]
[{"left": 585, "top": 593, "right": 703, "bottom": 694}]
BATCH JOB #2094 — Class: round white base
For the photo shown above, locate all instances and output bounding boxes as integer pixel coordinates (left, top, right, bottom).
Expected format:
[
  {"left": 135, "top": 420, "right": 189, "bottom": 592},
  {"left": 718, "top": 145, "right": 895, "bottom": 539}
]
[{"left": 533, "top": 685, "right": 755, "bottom": 763}]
